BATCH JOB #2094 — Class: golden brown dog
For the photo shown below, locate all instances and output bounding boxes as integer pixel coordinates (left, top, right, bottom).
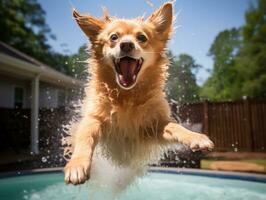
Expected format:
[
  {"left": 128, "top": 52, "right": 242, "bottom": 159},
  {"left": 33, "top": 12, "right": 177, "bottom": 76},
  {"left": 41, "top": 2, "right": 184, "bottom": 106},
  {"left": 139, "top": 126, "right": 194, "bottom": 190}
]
[{"left": 64, "top": 2, "right": 214, "bottom": 185}]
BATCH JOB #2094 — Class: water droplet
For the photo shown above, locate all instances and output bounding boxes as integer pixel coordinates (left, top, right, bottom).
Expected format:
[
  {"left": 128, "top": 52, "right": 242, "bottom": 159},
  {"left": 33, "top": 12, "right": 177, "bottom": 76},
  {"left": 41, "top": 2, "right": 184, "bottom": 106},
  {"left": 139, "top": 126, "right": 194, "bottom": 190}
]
[{"left": 41, "top": 157, "right": 47, "bottom": 163}]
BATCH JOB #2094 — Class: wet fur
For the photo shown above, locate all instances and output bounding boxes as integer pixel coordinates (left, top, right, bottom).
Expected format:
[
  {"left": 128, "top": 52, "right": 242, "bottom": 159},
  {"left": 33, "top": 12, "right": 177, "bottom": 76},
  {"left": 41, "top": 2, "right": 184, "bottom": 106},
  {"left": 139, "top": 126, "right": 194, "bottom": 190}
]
[{"left": 64, "top": 2, "right": 214, "bottom": 185}]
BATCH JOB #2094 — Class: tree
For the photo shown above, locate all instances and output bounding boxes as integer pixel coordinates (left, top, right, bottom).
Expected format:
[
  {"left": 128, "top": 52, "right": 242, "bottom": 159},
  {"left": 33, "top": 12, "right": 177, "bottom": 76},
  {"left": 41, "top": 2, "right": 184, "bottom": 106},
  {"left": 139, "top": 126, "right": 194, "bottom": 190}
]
[
  {"left": 0, "top": 0, "right": 52, "bottom": 60},
  {"left": 200, "top": 28, "right": 242, "bottom": 100},
  {"left": 166, "top": 53, "right": 201, "bottom": 103},
  {"left": 201, "top": 0, "right": 266, "bottom": 101},
  {"left": 0, "top": 0, "right": 71, "bottom": 75},
  {"left": 66, "top": 44, "right": 89, "bottom": 80},
  {"left": 235, "top": 0, "right": 266, "bottom": 99}
]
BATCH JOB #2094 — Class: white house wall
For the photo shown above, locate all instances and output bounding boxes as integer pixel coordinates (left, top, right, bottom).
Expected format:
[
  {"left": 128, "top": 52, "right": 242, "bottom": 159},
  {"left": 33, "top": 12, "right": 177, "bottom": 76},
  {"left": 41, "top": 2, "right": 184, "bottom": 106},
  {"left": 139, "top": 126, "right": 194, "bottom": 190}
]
[
  {"left": 0, "top": 79, "right": 14, "bottom": 108},
  {"left": 39, "top": 82, "right": 70, "bottom": 108},
  {"left": 39, "top": 83, "right": 59, "bottom": 108},
  {"left": 0, "top": 75, "right": 70, "bottom": 109},
  {"left": 0, "top": 75, "right": 31, "bottom": 108}
]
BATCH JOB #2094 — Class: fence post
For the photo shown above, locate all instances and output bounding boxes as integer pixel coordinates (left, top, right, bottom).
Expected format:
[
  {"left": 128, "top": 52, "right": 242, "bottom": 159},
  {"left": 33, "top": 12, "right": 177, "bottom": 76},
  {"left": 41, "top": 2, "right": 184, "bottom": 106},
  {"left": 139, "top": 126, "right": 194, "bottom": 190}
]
[
  {"left": 203, "top": 101, "right": 209, "bottom": 135},
  {"left": 244, "top": 99, "right": 254, "bottom": 151}
]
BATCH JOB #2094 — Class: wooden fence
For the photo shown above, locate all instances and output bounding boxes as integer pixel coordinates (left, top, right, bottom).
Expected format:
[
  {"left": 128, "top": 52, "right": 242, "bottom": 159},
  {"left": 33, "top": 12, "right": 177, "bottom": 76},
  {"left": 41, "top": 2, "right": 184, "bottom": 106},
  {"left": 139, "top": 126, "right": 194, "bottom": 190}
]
[
  {"left": 1, "top": 100, "right": 266, "bottom": 153},
  {"left": 176, "top": 100, "right": 266, "bottom": 152}
]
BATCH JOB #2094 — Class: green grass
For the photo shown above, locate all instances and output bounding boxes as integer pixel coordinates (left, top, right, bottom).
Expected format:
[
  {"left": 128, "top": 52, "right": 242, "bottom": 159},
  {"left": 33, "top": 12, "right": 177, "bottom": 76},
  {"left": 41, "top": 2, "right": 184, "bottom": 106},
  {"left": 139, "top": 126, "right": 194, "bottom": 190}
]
[
  {"left": 201, "top": 159, "right": 266, "bottom": 173},
  {"left": 201, "top": 159, "right": 214, "bottom": 170},
  {"left": 242, "top": 159, "right": 266, "bottom": 171}
]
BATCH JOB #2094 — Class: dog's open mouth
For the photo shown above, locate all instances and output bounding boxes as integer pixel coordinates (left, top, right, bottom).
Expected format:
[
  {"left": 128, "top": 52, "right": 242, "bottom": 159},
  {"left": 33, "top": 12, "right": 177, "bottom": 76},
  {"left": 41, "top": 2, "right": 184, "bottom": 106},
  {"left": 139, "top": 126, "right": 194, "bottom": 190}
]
[{"left": 113, "top": 56, "right": 143, "bottom": 89}]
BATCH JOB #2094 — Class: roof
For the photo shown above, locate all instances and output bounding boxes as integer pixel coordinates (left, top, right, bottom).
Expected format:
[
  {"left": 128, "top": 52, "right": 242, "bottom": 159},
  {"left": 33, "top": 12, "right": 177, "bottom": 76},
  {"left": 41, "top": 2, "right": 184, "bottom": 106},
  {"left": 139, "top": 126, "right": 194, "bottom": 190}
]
[
  {"left": 0, "top": 42, "right": 84, "bottom": 88},
  {"left": 0, "top": 42, "right": 38, "bottom": 65}
]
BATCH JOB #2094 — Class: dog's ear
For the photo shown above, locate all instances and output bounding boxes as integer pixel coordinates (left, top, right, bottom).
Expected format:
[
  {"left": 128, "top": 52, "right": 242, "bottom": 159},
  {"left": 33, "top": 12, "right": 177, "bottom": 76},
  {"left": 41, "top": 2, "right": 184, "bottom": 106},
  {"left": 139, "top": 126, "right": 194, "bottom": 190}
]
[
  {"left": 101, "top": 7, "right": 111, "bottom": 22},
  {"left": 147, "top": 2, "right": 173, "bottom": 37},
  {"left": 73, "top": 9, "right": 105, "bottom": 42}
]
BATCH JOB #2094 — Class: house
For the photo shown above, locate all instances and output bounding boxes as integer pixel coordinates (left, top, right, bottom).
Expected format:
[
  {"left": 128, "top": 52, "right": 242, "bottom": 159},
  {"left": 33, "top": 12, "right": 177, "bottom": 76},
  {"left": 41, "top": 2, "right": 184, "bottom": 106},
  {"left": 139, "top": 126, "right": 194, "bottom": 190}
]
[{"left": 0, "top": 42, "right": 84, "bottom": 154}]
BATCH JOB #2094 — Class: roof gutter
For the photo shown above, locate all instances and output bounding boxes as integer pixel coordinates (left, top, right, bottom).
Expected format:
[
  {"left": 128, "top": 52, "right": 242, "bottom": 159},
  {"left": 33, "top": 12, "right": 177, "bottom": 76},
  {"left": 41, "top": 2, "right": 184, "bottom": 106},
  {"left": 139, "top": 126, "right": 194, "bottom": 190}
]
[{"left": 0, "top": 53, "right": 84, "bottom": 88}]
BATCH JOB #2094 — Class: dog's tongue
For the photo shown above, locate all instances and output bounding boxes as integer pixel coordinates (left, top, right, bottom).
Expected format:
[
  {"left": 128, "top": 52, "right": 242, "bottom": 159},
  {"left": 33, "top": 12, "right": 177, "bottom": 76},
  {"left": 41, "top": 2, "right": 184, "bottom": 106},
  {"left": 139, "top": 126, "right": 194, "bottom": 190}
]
[{"left": 119, "top": 58, "right": 137, "bottom": 86}]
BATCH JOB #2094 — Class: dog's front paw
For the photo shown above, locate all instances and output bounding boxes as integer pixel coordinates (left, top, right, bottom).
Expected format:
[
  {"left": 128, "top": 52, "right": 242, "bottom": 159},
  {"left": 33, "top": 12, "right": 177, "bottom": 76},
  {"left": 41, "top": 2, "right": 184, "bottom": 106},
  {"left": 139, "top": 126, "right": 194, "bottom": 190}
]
[
  {"left": 64, "top": 156, "right": 91, "bottom": 185},
  {"left": 189, "top": 133, "right": 214, "bottom": 152}
]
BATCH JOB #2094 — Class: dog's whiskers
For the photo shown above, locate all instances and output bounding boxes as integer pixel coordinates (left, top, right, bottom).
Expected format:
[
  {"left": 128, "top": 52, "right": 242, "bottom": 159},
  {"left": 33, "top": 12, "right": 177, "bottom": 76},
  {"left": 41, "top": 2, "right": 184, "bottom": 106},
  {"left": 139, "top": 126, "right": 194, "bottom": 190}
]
[{"left": 143, "top": 51, "right": 164, "bottom": 54}]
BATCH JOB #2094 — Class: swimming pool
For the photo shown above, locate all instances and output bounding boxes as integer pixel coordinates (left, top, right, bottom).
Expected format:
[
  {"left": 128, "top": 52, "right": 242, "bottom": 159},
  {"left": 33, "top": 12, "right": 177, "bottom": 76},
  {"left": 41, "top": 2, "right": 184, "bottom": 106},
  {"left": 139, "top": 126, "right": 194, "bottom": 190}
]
[{"left": 0, "top": 168, "right": 265, "bottom": 200}]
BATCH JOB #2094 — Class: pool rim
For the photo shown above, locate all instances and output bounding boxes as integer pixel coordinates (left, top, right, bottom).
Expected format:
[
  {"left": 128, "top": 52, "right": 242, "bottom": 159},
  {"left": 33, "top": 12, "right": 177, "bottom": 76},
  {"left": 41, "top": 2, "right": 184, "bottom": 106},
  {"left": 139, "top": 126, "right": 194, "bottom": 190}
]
[{"left": 0, "top": 167, "right": 266, "bottom": 183}]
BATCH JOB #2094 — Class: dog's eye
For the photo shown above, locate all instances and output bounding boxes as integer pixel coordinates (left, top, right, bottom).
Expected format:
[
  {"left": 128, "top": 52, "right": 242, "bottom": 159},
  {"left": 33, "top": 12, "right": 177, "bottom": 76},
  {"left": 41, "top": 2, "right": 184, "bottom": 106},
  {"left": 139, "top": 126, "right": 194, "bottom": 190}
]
[
  {"left": 110, "top": 34, "right": 118, "bottom": 42},
  {"left": 137, "top": 34, "right": 147, "bottom": 43}
]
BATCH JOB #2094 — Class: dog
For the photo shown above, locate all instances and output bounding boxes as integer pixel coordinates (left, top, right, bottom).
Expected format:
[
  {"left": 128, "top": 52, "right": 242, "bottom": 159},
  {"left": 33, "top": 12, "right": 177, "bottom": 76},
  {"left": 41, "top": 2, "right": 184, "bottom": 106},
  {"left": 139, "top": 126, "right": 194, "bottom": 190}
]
[{"left": 64, "top": 2, "right": 214, "bottom": 185}]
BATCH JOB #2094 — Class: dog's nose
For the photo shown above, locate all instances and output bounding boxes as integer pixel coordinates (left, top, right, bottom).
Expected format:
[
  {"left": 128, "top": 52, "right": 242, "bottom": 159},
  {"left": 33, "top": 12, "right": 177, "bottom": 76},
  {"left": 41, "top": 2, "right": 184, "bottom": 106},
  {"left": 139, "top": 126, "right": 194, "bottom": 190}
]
[{"left": 120, "top": 41, "right": 135, "bottom": 53}]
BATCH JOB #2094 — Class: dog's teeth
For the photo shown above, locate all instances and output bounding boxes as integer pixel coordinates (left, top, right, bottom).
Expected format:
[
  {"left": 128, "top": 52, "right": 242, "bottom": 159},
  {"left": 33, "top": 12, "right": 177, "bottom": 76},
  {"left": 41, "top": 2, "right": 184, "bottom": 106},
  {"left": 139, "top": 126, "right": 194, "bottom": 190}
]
[
  {"left": 133, "top": 75, "right": 136, "bottom": 79},
  {"left": 116, "top": 58, "right": 120, "bottom": 64}
]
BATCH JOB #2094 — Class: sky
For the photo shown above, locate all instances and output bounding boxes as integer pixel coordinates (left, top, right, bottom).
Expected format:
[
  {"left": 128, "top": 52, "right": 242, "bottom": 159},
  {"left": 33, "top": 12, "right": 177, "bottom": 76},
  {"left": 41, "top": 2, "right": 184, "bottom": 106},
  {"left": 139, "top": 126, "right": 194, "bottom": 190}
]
[{"left": 37, "top": 0, "right": 254, "bottom": 85}]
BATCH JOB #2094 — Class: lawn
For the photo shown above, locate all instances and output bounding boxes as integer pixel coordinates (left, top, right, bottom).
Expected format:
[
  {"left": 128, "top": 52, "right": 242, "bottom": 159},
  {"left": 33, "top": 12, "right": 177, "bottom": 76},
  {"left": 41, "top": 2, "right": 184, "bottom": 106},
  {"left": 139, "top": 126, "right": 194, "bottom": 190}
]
[{"left": 201, "top": 159, "right": 266, "bottom": 173}]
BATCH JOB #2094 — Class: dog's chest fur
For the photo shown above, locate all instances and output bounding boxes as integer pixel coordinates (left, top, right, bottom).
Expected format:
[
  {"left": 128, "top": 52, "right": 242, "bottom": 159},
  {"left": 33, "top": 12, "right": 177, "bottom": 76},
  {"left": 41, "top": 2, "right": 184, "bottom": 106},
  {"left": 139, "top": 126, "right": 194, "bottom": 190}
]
[{"left": 96, "top": 94, "right": 170, "bottom": 166}]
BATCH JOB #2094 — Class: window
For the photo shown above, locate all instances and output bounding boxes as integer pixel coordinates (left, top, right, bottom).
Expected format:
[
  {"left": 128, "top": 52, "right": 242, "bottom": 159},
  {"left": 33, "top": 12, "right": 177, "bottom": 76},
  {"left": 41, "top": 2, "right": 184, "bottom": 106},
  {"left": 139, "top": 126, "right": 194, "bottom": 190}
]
[
  {"left": 58, "top": 90, "right": 66, "bottom": 107},
  {"left": 14, "top": 87, "right": 24, "bottom": 109}
]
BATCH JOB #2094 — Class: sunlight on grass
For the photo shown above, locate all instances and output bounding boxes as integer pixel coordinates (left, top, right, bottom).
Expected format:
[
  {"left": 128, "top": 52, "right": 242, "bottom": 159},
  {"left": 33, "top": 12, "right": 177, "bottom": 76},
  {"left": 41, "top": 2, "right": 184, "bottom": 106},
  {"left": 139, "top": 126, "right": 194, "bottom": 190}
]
[{"left": 201, "top": 159, "right": 266, "bottom": 173}]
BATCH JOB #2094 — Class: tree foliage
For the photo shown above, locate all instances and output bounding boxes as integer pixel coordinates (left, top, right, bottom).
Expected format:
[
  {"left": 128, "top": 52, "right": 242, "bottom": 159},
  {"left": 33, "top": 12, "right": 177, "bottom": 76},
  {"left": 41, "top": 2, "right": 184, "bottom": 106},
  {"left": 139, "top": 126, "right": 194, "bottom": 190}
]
[
  {"left": 0, "top": 0, "right": 87, "bottom": 78},
  {"left": 237, "top": 0, "right": 266, "bottom": 99},
  {"left": 0, "top": 0, "right": 54, "bottom": 63},
  {"left": 201, "top": 0, "right": 266, "bottom": 100},
  {"left": 200, "top": 28, "right": 242, "bottom": 100},
  {"left": 66, "top": 44, "right": 89, "bottom": 80},
  {"left": 166, "top": 53, "right": 201, "bottom": 103}
]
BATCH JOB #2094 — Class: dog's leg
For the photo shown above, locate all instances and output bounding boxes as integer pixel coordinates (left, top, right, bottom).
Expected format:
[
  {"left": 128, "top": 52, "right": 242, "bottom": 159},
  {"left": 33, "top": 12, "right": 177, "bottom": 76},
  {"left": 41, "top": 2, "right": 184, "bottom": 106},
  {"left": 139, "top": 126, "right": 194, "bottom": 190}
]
[
  {"left": 64, "top": 118, "right": 101, "bottom": 185},
  {"left": 162, "top": 122, "right": 214, "bottom": 151}
]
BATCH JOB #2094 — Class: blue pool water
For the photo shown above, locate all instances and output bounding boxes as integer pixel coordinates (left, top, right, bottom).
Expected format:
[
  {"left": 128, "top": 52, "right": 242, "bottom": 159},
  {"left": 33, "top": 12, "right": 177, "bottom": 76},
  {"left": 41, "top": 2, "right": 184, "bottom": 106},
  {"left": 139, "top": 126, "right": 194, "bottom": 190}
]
[{"left": 0, "top": 171, "right": 265, "bottom": 200}]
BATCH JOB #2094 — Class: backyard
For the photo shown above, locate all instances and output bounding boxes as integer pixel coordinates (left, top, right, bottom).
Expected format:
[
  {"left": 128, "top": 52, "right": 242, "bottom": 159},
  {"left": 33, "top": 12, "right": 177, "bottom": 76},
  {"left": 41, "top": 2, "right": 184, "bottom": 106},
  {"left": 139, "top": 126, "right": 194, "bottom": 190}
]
[{"left": 0, "top": 0, "right": 266, "bottom": 200}]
